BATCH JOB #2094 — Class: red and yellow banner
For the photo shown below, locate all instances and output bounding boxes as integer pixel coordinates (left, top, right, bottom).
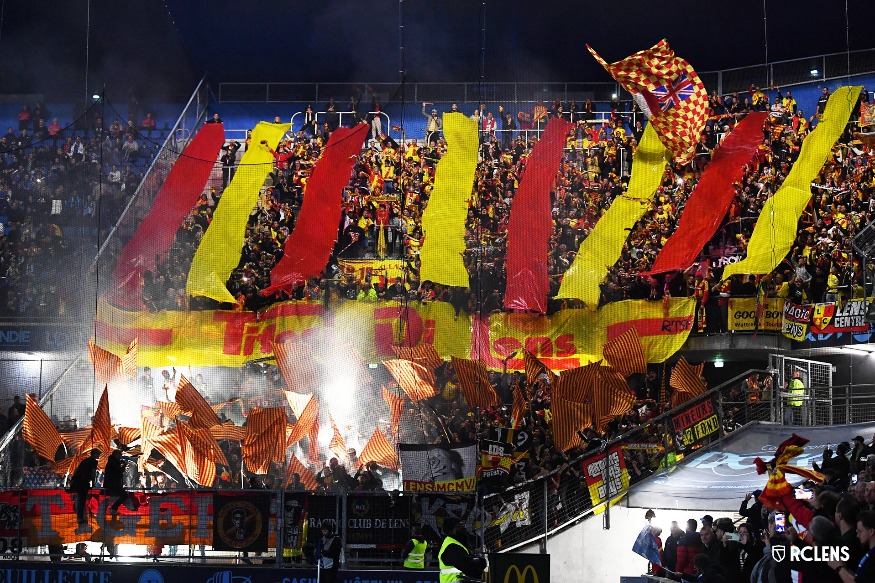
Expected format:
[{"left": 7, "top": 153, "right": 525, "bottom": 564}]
[
  {"left": 581, "top": 445, "right": 629, "bottom": 511},
  {"left": 337, "top": 258, "right": 408, "bottom": 287},
  {"left": 95, "top": 296, "right": 695, "bottom": 369}
]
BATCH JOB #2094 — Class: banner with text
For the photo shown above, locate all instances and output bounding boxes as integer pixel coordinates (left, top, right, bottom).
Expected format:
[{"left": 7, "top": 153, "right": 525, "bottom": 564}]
[
  {"left": 580, "top": 445, "right": 630, "bottom": 509},
  {"left": 669, "top": 395, "right": 720, "bottom": 450},
  {"left": 782, "top": 302, "right": 813, "bottom": 341},
  {"left": 399, "top": 443, "right": 478, "bottom": 493},
  {"left": 727, "top": 297, "right": 783, "bottom": 331}
]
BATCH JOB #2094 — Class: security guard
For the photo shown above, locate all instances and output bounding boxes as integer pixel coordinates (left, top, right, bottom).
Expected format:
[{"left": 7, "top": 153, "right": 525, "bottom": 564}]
[
  {"left": 786, "top": 368, "right": 806, "bottom": 425},
  {"left": 438, "top": 521, "right": 485, "bottom": 583},
  {"left": 402, "top": 525, "right": 428, "bottom": 569}
]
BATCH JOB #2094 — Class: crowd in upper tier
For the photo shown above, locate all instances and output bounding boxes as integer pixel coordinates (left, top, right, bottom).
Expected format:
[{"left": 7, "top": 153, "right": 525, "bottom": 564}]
[{"left": 0, "top": 86, "right": 872, "bottom": 326}]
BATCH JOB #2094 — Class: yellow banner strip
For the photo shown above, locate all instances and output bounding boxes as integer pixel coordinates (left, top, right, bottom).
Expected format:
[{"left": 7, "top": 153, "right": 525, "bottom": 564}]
[
  {"left": 419, "top": 113, "right": 479, "bottom": 288},
  {"left": 723, "top": 86, "right": 861, "bottom": 278},
  {"left": 186, "top": 122, "right": 288, "bottom": 303},
  {"left": 557, "top": 124, "right": 668, "bottom": 306}
]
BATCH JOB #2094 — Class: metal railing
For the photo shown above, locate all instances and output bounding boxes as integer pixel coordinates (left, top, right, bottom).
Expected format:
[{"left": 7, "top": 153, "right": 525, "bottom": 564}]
[{"left": 217, "top": 48, "right": 875, "bottom": 106}]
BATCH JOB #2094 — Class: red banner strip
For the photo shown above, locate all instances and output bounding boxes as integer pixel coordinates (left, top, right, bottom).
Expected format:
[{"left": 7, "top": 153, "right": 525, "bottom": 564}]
[
  {"left": 649, "top": 112, "right": 767, "bottom": 274},
  {"left": 504, "top": 118, "right": 572, "bottom": 313},
  {"left": 111, "top": 123, "right": 225, "bottom": 308},
  {"left": 263, "top": 124, "right": 369, "bottom": 295}
]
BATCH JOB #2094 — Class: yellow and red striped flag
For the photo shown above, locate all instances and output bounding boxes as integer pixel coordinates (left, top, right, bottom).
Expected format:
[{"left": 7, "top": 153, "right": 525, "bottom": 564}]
[
  {"left": 116, "top": 426, "right": 141, "bottom": 446},
  {"left": 524, "top": 351, "right": 557, "bottom": 398},
  {"left": 155, "top": 400, "right": 182, "bottom": 420},
  {"left": 381, "top": 386, "right": 404, "bottom": 436},
  {"left": 273, "top": 340, "right": 320, "bottom": 392},
  {"left": 60, "top": 428, "right": 91, "bottom": 451},
  {"left": 392, "top": 343, "right": 444, "bottom": 373},
  {"left": 555, "top": 361, "right": 600, "bottom": 403},
  {"left": 670, "top": 357, "right": 707, "bottom": 407},
  {"left": 139, "top": 414, "right": 162, "bottom": 472},
  {"left": 285, "top": 453, "right": 318, "bottom": 490},
  {"left": 120, "top": 338, "right": 138, "bottom": 380},
  {"left": 242, "top": 407, "right": 287, "bottom": 474},
  {"left": 588, "top": 39, "right": 709, "bottom": 163},
  {"left": 359, "top": 428, "right": 399, "bottom": 471},
  {"left": 383, "top": 359, "right": 437, "bottom": 402},
  {"left": 510, "top": 383, "right": 528, "bottom": 429},
  {"left": 23, "top": 394, "right": 64, "bottom": 462},
  {"left": 593, "top": 367, "right": 636, "bottom": 431},
  {"left": 602, "top": 327, "right": 647, "bottom": 377},
  {"left": 92, "top": 387, "right": 114, "bottom": 450},
  {"left": 175, "top": 375, "right": 220, "bottom": 429},
  {"left": 328, "top": 413, "right": 347, "bottom": 461},
  {"left": 88, "top": 340, "right": 122, "bottom": 386},
  {"left": 285, "top": 392, "right": 319, "bottom": 447},
  {"left": 210, "top": 421, "right": 246, "bottom": 442},
  {"left": 451, "top": 357, "right": 499, "bottom": 409},
  {"left": 551, "top": 398, "right": 592, "bottom": 452}
]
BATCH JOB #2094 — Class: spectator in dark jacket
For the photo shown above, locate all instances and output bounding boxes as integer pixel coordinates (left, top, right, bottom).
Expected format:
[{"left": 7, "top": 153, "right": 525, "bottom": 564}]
[
  {"left": 740, "top": 489, "right": 766, "bottom": 532},
  {"left": 675, "top": 519, "right": 704, "bottom": 579},
  {"left": 663, "top": 521, "right": 682, "bottom": 572}
]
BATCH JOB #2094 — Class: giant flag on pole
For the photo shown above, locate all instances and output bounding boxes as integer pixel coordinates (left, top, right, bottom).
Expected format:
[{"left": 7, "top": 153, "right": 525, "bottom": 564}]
[
  {"left": 420, "top": 113, "right": 479, "bottom": 288},
  {"left": 722, "top": 86, "right": 861, "bottom": 278},
  {"left": 186, "top": 122, "right": 288, "bottom": 304},
  {"left": 588, "top": 39, "right": 709, "bottom": 163}
]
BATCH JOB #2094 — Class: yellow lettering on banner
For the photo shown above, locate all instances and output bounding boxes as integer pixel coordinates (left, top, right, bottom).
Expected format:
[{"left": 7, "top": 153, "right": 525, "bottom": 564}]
[
  {"left": 186, "top": 122, "right": 289, "bottom": 303},
  {"left": 557, "top": 124, "right": 668, "bottom": 306},
  {"left": 727, "top": 298, "right": 784, "bottom": 331},
  {"left": 402, "top": 477, "right": 477, "bottom": 493},
  {"left": 337, "top": 259, "right": 407, "bottom": 286},
  {"left": 420, "top": 114, "right": 479, "bottom": 288},
  {"left": 723, "top": 86, "right": 862, "bottom": 277}
]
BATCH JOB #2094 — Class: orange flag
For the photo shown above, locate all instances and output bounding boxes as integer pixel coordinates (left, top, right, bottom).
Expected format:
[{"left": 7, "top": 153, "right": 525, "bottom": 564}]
[
  {"left": 552, "top": 398, "right": 592, "bottom": 452},
  {"left": 139, "top": 414, "right": 162, "bottom": 472},
  {"left": 592, "top": 367, "right": 636, "bottom": 431},
  {"left": 120, "top": 338, "right": 138, "bottom": 380},
  {"left": 381, "top": 386, "right": 404, "bottom": 436},
  {"left": 175, "top": 375, "right": 221, "bottom": 429},
  {"left": 602, "top": 327, "right": 647, "bottom": 377},
  {"left": 555, "top": 361, "right": 600, "bottom": 403},
  {"left": 91, "top": 387, "right": 114, "bottom": 450},
  {"left": 670, "top": 357, "right": 707, "bottom": 407},
  {"left": 273, "top": 340, "right": 320, "bottom": 392},
  {"left": 23, "top": 394, "right": 64, "bottom": 462},
  {"left": 285, "top": 454, "right": 318, "bottom": 490},
  {"left": 242, "top": 407, "right": 287, "bottom": 474},
  {"left": 328, "top": 413, "right": 347, "bottom": 461},
  {"left": 116, "top": 426, "right": 141, "bottom": 446},
  {"left": 285, "top": 392, "right": 319, "bottom": 447},
  {"left": 510, "top": 383, "right": 528, "bottom": 429},
  {"left": 451, "top": 357, "right": 499, "bottom": 409},
  {"left": 210, "top": 421, "right": 246, "bottom": 442},
  {"left": 88, "top": 340, "right": 122, "bottom": 386},
  {"left": 359, "top": 428, "right": 399, "bottom": 471},
  {"left": 383, "top": 359, "right": 437, "bottom": 402},
  {"left": 524, "top": 351, "right": 557, "bottom": 397},
  {"left": 392, "top": 343, "right": 444, "bottom": 373}
]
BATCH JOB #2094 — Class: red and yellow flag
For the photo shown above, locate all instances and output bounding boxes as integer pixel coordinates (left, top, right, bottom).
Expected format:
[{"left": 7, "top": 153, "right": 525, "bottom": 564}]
[
  {"left": 669, "top": 357, "right": 707, "bottom": 407},
  {"left": 392, "top": 343, "right": 444, "bottom": 373},
  {"left": 359, "top": 428, "right": 399, "bottom": 471},
  {"left": 602, "top": 327, "right": 647, "bottom": 378},
  {"left": 88, "top": 340, "right": 122, "bottom": 387},
  {"left": 285, "top": 454, "right": 318, "bottom": 490},
  {"left": 23, "top": 394, "right": 64, "bottom": 462},
  {"left": 383, "top": 359, "right": 437, "bottom": 402},
  {"left": 381, "top": 386, "right": 405, "bottom": 436},
  {"left": 593, "top": 367, "right": 636, "bottom": 431},
  {"left": 175, "top": 375, "right": 221, "bottom": 430},
  {"left": 451, "top": 357, "right": 499, "bottom": 409},
  {"left": 273, "top": 340, "right": 320, "bottom": 392},
  {"left": 242, "top": 406, "right": 287, "bottom": 474},
  {"left": 588, "top": 39, "right": 708, "bottom": 162}
]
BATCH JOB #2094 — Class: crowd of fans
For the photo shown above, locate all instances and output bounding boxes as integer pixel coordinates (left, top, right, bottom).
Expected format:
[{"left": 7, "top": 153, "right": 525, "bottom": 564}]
[
  {"left": 0, "top": 97, "right": 165, "bottom": 318},
  {"left": 649, "top": 431, "right": 875, "bottom": 582}
]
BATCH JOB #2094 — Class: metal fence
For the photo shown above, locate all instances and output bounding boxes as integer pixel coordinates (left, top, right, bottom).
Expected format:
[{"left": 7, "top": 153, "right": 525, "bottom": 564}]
[{"left": 217, "top": 48, "right": 875, "bottom": 105}]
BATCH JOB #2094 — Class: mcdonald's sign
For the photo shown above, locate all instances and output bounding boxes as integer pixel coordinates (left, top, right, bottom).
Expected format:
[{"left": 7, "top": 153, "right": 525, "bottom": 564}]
[
  {"left": 503, "top": 565, "right": 539, "bottom": 583},
  {"left": 488, "top": 553, "right": 550, "bottom": 583}
]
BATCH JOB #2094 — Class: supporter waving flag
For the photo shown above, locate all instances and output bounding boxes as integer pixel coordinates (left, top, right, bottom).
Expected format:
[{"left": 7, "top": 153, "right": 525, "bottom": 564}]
[{"left": 588, "top": 39, "right": 708, "bottom": 162}]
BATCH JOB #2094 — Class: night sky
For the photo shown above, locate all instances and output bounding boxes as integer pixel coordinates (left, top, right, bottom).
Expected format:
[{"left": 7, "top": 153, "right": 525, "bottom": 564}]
[{"left": 0, "top": 0, "right": 871, "bottom": 99}]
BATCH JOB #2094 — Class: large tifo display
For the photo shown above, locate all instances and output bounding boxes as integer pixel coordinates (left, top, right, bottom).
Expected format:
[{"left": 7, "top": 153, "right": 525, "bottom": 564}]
[{"left": 95, "top": 297, "right": 697, "bottom": 369}]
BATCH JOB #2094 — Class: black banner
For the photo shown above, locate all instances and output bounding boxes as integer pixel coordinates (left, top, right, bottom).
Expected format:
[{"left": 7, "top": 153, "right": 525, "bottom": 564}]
[
  {"left": 306, "top": 494, "right": 411, "bottom": 550},
  {"left": 0, "top": 562, "right": 438, "bottom": 583},
  {"left": 669, "top": 395, "right": 720, "bottom": 450},
  {"left": 283, "top": 493, "right": 307, "bottom": 550},
  {"left": 212, "top": 493, "right": 271, "bottom": 552},
  {"left": 479, "top": 439, "right": 514, "bottom": 482},
  {"left": 411, "top": 493, "right": 479, "bottom": 542},
  {"left": 488, "top": 553, "right": 550, "bottom": 583}
]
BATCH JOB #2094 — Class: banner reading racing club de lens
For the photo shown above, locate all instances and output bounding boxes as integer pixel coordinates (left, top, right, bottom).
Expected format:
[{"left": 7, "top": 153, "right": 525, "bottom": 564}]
[{"left": 399, "top": 443, "right": 478, "bottom": 493}]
